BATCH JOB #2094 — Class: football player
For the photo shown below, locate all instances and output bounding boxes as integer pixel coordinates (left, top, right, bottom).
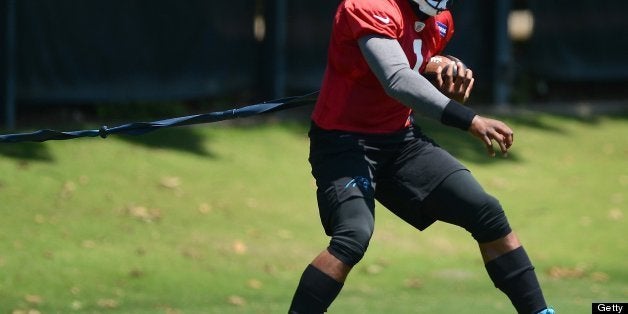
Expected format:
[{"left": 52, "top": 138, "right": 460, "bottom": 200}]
[{"left": 288, "top": 1, "right": 554, "bottom": 313}]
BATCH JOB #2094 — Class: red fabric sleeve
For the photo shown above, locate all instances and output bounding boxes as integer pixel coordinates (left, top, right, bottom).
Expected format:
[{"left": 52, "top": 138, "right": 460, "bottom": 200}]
[{"left": 341, "top": 0, "right": 401, "bottom": 40}]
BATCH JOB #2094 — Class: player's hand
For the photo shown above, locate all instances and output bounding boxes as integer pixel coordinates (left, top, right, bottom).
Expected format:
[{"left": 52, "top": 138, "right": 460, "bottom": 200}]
[
  {"left": 468, "top": 115, "right": 514, "bottom": 157},
  {"left": 434, "top": 61, "right": 474, "bottom": 104}
]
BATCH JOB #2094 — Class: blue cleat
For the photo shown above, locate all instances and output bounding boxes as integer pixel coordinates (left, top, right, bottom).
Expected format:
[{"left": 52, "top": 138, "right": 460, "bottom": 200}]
[{"left": 537, "top": 308, "right": 555, "bottom": 314}]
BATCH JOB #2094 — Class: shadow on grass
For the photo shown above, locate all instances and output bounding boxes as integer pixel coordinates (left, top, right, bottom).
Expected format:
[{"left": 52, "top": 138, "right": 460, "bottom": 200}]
[
  {"left": 502, "top": 111, "right": 611, "bottom": 133},
  {"left": 417, "top": 112, "right": 628, "bottom": 164},
  {"left": 415, "top": 118, "right": 522, "bottom": 164},
  {"left": 0, "top": 142, "right": 55, "bottom": 162},
  {"left": 0, "top": 125, "right": 214, "bottom": 162},
  {"left": 414, "top": 113, "right": 568, "bottom": 164},
  {"left": 115, "top": 126, "right": 215, "bottom": 157}
]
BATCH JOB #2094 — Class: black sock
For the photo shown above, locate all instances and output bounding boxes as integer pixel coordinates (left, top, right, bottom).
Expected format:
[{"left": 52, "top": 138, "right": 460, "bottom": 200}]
[
  {"left": 485, "top": 246, "right": 547, "bottom": 314},
  {"left": 288, "top": 264, "right": 344, "bottom": 314}
]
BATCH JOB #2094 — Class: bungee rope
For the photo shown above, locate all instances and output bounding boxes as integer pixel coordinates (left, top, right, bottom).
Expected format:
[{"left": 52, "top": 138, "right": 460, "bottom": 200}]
[{"left": 0, "top": 91, "right": 319, "bottom": 143}]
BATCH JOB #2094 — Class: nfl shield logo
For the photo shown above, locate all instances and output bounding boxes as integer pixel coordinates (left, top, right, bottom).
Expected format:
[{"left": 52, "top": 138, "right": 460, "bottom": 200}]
[{"left": 414, "top": 21, "right": 425, "bottom": 32}]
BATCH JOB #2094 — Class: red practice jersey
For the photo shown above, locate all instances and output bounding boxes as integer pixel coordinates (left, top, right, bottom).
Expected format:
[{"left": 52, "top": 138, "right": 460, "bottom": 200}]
[{"left": 312, "top": 0, "right": 455, "bottom": 133}]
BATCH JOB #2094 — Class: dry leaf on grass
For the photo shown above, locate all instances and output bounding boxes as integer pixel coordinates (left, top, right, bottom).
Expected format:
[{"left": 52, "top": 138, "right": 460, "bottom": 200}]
[
  {"left": 82, "top": 240, "right": 96, "bottom": 249},
  {"left": 404, "top": 277, "right": 423, "bottom": 289},
  {"left": 24, "top": 295, "right": 43, "bottom": 305},
  {"left": 164, "top": 307, "right": 182, "bottom": 314},
  {"left": 160, "top": 176, "right": 181, "bottom": 189},
  {"left": 608, "top": 208, "right": 624, "bottom": 220},
  {"left": 127, "top": 205, "right": 162, "bottom": 223},
  {"left": 227, "top": 295, "right": 246, "bottom": 306},
  {"left": 60, "top": 181, "right": 77, "bottom": 199},
  {"left": 247, "top": 279, "right": 263, "bottom": 289},
  {"left": 232, "top": 240, "right": 247, "bottom": 255},
  {"left": 547, "top": 266, "right": 585, "bottom": 279},
  {"left": 34, "top": 214, "right": 45, "bottom": 224},
  {"left": 11, "top": 310, "right": 41, "bottom": 314},
  {"left": 364, "top": 264, "right": 383, "bottom": 275},
  {"left": 71, "top": 300, "right": 83, "bottom": 310},
  {"left": 198, "top": 203, "right": 212, "bottom": 214},
  {"left": 97, "top": 298, "right": 119, "bottom": 309},
  {"left": 590, "top": 271, "right": 610, "bottom": 282}
]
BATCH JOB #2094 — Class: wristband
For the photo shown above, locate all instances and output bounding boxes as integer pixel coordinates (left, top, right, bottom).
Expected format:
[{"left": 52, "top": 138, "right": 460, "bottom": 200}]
[{"left": 441, "top": 100, "right": 476, "bottom": 130}]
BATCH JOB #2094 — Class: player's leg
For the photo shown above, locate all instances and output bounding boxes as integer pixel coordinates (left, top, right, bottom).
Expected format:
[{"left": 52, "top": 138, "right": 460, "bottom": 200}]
[
  {"left": 376, "top": 136, "right": 552, "bottom": 314},
  {"left": 289, "top": 126, "right": 378, "bottom": 314},
  {"left": 421, "top": 169, "right": 552, "bottom": 314},
  {"left": 478, "top": 228, "right": 520, "bottom": 262},
  {"left": 289, "top": 177, "right": 376, "bottom": 314},
  {"left": 289, "top": 250, "right": 350, "bottom": 314},
  {"left": 310, "top": 249, "right": 352, "bottom": 283}
]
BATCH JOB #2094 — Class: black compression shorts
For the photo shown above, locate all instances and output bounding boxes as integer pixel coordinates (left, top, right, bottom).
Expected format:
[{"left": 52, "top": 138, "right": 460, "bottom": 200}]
[
  {"left": 309, "top": 122, "right": 512, "bottom": 265},
  {"left": 309, "top": 121, "right": 466, "bottom": 232}
]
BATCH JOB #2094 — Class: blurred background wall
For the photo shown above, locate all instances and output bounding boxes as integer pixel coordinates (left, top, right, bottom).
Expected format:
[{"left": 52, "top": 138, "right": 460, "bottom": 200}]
[{"left": 2, "top": 0, "right": 628, "bottom": 129}]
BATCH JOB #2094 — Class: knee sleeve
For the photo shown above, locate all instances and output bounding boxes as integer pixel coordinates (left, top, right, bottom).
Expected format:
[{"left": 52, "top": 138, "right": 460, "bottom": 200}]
[
  {"left": 423, "top": 170, "right": 512, "bottom": 243},
  {"left": 328, "top": 224, "right": 373, "bottom": 266},
  {"left": 317, "top": 176, "right": 376, "bottom": 266},
  {"left": 468, "top": 193, "right": 512, "bottom": 243},
  {"left": 326, "top": 197, "right": 375, "bottom": 266}
]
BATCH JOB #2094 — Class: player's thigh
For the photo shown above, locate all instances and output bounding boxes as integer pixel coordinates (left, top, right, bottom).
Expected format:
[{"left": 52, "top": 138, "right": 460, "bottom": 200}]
[
  {"left": 309, "top": 129, "right": 376, "bottom": 237},
  {"left": 376, "top": 140, "right": 465, "bottom": 230},
  {"left": 421, "top": 169, "right": 512, "bottom": 242}
]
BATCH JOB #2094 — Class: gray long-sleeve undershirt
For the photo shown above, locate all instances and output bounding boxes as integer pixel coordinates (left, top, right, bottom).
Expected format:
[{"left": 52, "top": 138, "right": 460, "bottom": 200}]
[{"left": 358, "top": 35, "right": 450, "bottom": 121}]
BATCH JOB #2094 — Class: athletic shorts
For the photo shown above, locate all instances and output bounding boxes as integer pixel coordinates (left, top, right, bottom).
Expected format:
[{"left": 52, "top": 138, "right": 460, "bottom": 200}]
[{"left": 308, "top": 121, "right": 467, "bottom": 232}]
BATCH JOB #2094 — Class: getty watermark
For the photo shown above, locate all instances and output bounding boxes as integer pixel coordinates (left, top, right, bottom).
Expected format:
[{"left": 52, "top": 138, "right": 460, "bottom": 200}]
[{"left": 592, "top": 302, "right": 628, "bottom": 313}]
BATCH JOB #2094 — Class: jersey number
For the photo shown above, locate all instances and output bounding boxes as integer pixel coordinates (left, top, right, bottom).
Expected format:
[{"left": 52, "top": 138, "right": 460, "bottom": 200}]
[{"left": 412, "top": 39, "right": 423, "bottom": 72}]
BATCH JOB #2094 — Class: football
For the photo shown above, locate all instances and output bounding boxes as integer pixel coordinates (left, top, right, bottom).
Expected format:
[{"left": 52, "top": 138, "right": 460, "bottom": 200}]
[{"left": 423, "top": 55, "right": 463, "bottom": 77}]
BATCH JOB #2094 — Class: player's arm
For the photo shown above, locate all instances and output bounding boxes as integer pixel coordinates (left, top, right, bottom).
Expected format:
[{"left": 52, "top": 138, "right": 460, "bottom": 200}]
[
  {"left": 358, "top": 34, "right": 474, "bottom": 128},
  {"left": 358, "top": 35, "right": 513, "bottom": 156}
]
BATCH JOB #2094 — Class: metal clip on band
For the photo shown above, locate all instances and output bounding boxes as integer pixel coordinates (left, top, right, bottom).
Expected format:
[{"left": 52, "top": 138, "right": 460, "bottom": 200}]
[{"left": 98, "top": 125, "right": 109, "bottom": 138}]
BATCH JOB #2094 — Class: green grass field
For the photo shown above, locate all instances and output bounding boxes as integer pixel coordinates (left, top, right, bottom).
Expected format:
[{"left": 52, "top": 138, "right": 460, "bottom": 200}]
[{"left": 1, "top": 113, "right": 626, "bottom": 313}]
